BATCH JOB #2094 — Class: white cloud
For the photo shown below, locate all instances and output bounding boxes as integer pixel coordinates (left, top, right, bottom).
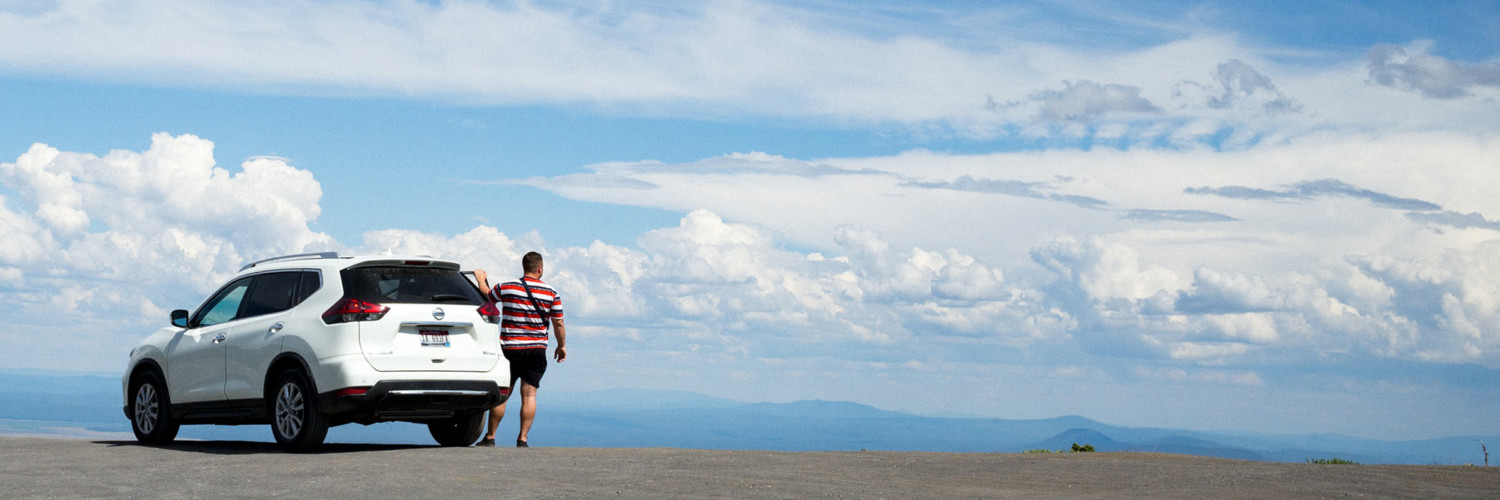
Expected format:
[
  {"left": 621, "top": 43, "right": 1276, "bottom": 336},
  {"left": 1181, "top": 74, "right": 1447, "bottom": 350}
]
[
  {"left": 1, "top": 134, "right": 1070, "bottom": 370},
  {"left": 0, "top": 0, "right": 1015, "bottom": 125},
  {"left": 2, "top": 132, "right": 1497, "bottom": 437},
  {"left": 1367, "top": 40, "right": 1500, "bottom": 99},
  {"left": 1199, "top": 59, "right": 1300, "bottom": 114},
  {"left": 0, "top": 134, "right": 338, "bottom": 370},
  {"left": 1033, "top": 236, "right": 1185, "bottom": 302},
  {"left": 3, "top": 0, "right": 1491, "bottom": 143},
  {"left": 1007, "top": 80, "right": 1161, "bottom": 123},
  {"left": 511, "top": 129, "right": 1500, "bottom": 369}
]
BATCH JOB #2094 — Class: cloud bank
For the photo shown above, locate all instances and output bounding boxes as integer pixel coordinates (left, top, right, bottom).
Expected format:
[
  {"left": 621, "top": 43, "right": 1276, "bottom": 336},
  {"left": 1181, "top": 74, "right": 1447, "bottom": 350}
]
[
  {"left": 4, "top": 134, "right": 1498, "bottom": 381},
  {"left": 0, "top": 1, "right": 1494, "bottom": 142}
]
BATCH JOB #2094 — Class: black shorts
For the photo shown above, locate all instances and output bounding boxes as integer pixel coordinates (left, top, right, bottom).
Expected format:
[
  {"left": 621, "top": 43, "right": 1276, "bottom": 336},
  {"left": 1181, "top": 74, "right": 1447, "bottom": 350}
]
[{"left": 504, "top": 348, "right": 548, "bottom": 389}]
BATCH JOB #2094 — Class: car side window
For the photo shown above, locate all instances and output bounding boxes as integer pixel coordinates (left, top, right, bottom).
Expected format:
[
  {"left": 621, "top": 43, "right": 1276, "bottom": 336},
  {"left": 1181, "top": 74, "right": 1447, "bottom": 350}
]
[
  {"left": 195, "top": 278, "right": 253, "bottom": 327},
  {"left": 296, "top": 271, "right": 321, "bottom": 304},
  {"left": 242, "top": 271, "right": 304, "bottom": 318}
]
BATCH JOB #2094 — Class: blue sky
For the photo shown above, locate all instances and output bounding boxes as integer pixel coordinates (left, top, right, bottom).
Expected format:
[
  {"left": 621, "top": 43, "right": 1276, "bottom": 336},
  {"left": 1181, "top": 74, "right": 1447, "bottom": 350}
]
[{"left": 2, "top": 0, "right": 1500, "bottom": 440}]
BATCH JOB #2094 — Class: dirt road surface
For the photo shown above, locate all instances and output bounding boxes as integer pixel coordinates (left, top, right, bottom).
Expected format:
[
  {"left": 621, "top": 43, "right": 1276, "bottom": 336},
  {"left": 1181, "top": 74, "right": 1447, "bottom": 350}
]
[{"left": 2, "top": 437, "right": 1496, "bottom": 499}]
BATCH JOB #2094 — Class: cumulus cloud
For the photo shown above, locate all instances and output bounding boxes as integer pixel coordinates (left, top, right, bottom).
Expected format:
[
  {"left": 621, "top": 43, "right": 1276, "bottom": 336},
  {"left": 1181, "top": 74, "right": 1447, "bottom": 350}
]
[
  {"left": 0, "top": 134, "right": 339, "bottom": 369},
  {"left": 580, "top": 211, "right": 1058, "bottom": 347},
  {"left": 6, "top": 132, "right": 1500, "bottom": 387},
  {"left": 2, "top": 134, "right": 1080, "bottom": 371},
  {"left": 327, "top": 209, "right": 1063, "bottom": 355},
  {"left": 504, "top": 129, "right": 1500, "bottom": 371},
  {"left": 1028, "top": 229, "right": 1500, "bottom": 367},
  {"left": 1367, "top": 41, "right": 1500, "bottom": 99},
  {"left": 1345, "top": 246, "right": 1500, "bottom": 363},
  {"left": 0, "top": 133, "right": 334, "bottom": 289}
]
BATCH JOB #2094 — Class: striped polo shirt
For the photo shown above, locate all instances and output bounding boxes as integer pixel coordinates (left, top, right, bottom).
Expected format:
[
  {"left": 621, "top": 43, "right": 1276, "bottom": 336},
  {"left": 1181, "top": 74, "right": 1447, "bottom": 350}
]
[{"left": 487, "top": 277, "right": 563, "bottom": 351}]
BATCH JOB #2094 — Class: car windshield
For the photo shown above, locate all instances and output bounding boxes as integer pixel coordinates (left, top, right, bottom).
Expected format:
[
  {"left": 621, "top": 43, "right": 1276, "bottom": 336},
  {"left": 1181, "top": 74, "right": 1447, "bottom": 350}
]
[{"left": 340, "top": 266, "right": 484, "bottom": 305}]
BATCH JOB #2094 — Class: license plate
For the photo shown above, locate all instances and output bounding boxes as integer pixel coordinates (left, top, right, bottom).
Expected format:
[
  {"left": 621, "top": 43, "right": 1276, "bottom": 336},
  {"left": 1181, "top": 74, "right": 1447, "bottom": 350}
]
[{"left": 419, "top": 329, "right": 450, "bottom": 347}]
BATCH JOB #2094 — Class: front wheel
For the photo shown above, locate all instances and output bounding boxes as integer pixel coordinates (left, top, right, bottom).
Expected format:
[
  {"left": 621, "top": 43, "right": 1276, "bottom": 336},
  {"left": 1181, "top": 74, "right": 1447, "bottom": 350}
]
[
  {"left": 428, "top": 412, "right": 486, "bottom": 446},
  {"left": 130, "top": 371, "right": 179, "bottom": 445},
  {"left": 269, "top": 369, "right": 329, "bottom": 452}
]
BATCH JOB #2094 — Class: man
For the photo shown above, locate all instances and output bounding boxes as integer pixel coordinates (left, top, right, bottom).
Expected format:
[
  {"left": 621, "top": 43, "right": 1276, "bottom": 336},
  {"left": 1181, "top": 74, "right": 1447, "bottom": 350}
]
[{"left": 473, "top": 251, "right": 567, "bottom": 447}]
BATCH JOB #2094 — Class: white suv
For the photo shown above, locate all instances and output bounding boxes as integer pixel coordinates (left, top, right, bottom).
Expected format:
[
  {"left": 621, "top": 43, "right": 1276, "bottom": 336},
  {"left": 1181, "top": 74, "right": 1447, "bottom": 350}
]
[{"left": 123, "top": 253, "right": 510, "bottom": 451}]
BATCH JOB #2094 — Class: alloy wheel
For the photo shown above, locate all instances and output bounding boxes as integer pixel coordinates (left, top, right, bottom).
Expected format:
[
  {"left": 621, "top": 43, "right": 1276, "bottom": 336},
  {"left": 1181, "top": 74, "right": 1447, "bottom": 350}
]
[
  {"left": 133, "top": 383, "right": 158, "bottom": 434},
  {"left": 275, "top": 382, "right": 305, "bottom": 439}
]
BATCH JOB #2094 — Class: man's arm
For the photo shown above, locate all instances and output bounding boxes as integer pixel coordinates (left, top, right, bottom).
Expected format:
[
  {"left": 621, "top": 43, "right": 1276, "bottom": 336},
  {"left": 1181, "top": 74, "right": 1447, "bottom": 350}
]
[
  {"left": 553, "top": 318, "right": 566, "bottom": 362},
  {"left": 473, "top": 268, "right": 491, "bottom": 295}
]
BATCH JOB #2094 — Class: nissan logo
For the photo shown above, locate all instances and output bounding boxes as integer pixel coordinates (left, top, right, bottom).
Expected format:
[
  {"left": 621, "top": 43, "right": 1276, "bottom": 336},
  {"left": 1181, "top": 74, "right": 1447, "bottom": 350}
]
[{"left": 432, "top": 307, "right": 445, "bottom": 320}]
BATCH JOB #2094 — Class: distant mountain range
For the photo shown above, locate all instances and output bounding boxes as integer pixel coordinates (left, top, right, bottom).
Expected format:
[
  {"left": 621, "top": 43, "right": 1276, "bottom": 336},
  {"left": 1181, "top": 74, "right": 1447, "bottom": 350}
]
[{"left": 1, "top": 371, "right": 1493, "bottom": 465}]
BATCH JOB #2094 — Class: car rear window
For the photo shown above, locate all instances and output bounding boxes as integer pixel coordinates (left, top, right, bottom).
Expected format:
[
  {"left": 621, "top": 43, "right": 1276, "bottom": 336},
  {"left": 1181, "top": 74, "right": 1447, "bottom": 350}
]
[{"left": 340, "top": 266, "right": 483, "bottom": 305}]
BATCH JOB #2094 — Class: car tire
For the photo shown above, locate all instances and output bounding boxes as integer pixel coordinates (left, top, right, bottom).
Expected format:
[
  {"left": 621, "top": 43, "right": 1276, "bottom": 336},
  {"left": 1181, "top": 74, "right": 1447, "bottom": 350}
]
[
  {"left": 130, "top": 371, "right": 179, "bottom": 445},
  {"left": 428, "top": 411, "right": 486, "bottom": 447},
  {"left": 269, "top": 369, "right": 329, "bottom": 452}
]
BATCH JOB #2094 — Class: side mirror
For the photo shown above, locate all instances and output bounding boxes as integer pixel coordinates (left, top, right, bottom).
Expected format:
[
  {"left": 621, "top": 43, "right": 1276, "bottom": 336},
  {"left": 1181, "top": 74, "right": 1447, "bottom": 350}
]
[{"left": 171, "top": 309, "right": 190, "bottom": 328}]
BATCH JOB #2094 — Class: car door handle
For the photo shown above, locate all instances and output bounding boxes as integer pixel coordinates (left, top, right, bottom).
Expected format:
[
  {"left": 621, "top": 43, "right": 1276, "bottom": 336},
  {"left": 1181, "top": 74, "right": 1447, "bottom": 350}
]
[
  {"left": 213, "top": 334, "right": 227, "bottom": 344},
  {"left": 268, "top": 322, "right": 284, "bottom": 334}
]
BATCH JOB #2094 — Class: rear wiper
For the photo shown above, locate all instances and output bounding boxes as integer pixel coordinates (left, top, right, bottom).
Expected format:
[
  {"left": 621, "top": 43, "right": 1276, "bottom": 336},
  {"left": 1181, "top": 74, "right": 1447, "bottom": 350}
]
[{"left": 429, "top": 294, "right": 474, "bottom": 303}]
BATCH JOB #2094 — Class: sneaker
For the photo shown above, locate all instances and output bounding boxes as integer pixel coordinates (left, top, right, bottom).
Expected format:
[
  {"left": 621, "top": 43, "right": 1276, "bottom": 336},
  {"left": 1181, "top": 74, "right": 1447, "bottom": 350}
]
[
  {"left": 476, "top": 438, "right": 495, "bottom": 447},
  {"left": 516, "top": 439, "right": 529, "bottom": 448}
]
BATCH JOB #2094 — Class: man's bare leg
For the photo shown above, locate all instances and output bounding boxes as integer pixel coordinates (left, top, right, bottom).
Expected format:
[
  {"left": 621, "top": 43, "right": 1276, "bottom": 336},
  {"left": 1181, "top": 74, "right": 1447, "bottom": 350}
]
[
  {"left": 516, "top": 381, "right": 538, "bottom": 445},
  {"left": 484, "top": 401, "right": 507, "bottom": 441}
]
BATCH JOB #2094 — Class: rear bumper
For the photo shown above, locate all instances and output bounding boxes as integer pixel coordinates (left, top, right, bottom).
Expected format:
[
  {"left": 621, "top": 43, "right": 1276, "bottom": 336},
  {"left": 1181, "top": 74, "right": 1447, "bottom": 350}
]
[{"left": 318, "top": 380, "right": 510, "bottom": 423}]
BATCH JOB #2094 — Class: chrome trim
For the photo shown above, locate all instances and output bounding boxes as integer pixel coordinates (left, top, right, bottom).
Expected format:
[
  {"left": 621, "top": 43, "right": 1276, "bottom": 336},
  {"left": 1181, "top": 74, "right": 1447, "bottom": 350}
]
[
  {"left": 400, "top": 321, "right": 473, "bottom": 328},
  {"left": 387, "top": 390, "right": 490, "bottom": 397}
]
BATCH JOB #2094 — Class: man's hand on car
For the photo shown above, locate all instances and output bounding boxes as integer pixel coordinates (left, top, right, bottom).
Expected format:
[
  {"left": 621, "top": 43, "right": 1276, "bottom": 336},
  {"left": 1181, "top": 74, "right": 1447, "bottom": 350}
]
[{"left": 473, "top": 268, "right": 489, "bottom": 293}]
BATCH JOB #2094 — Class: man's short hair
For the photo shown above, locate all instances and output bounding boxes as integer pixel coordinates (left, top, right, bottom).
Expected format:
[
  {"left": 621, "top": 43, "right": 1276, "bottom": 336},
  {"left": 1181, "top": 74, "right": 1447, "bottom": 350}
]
[{"left": 522, "top": 252, "right": 544, "bottom": 274}]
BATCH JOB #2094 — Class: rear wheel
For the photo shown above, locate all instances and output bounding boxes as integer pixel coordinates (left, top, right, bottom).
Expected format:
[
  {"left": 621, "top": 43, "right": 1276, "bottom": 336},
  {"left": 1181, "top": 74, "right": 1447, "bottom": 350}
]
[
  {"left": 269, "top": 369, "right": 329, "bottom": 452},
  {"left": 428, "top": 412, "right": 486, "bottom": 446},
  {"left": 130, "top": 371, "right": 179, "bottom": 445}
]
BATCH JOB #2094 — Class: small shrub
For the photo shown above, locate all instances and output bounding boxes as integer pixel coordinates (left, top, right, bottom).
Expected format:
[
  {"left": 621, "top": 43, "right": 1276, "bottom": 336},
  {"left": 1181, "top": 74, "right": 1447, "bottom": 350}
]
[
  {"left": 1306, "top": 458, "right": 1360, "bottom": 465},
  {"left": 1071, "top": 443, "right": 1095, "bottom": 453},
  {"left": 1024, "top": 449, "right": 1054, "bottom": 454}
]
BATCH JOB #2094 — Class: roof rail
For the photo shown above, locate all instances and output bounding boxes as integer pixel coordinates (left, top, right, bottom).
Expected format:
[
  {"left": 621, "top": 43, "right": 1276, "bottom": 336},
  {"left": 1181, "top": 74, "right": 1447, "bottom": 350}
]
[{"left": 240, "top": 252, "right": 342, "bottom": 271}]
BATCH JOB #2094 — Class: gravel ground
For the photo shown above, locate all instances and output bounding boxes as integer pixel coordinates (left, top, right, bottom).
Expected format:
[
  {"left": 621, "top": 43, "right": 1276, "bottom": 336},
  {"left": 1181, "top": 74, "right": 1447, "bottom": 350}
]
[{"left": 2, "top": 437, "right": 1497, "bottom": 499}]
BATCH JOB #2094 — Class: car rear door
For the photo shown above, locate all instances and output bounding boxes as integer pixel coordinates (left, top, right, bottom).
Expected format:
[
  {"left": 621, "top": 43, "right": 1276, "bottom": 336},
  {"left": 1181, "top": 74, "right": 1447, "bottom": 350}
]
[
  {"left": 223, "top": 270, "right": 321, "bottom": 401},
  {"left": 343, "top": 263, "right": 501, "bottom": 372}
]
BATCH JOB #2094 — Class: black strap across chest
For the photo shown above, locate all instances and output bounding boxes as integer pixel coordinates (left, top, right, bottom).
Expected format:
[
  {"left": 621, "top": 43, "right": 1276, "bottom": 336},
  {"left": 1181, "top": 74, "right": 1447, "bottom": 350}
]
[{"left": 518, "top": 278, "right": 551, "bottom": 329}]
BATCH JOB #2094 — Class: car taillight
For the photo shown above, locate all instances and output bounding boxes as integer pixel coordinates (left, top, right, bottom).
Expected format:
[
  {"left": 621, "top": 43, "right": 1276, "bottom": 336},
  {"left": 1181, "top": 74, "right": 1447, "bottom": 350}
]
[
  {"left": 478, "top": 301, "right": 501, "bottom": 324},
  {"left": 321, "top": 298, "right": 389, "bottom": 324},
  {"left": 335, "top": 387, "right": 369, "bottom": 397}
]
